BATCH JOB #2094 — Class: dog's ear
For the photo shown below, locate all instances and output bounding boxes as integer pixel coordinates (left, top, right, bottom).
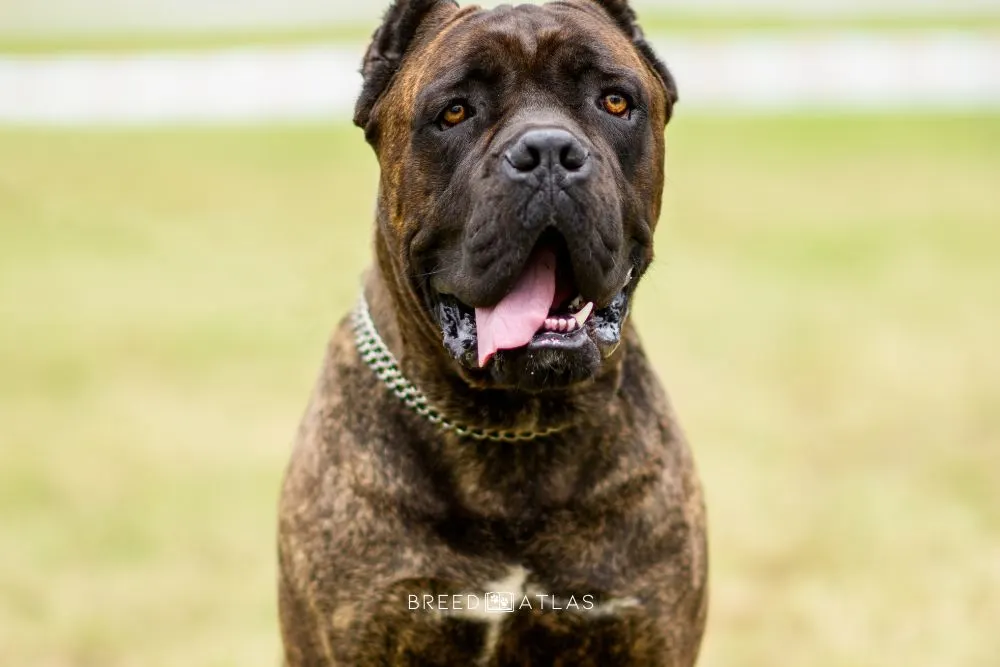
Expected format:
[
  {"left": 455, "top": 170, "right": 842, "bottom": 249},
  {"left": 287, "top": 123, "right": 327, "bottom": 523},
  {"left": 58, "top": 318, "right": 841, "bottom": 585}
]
[
  {"left": 588, "top": 0, "right": 678, "bottom": 122},
  {"left": 354, "top": 0, "right": 459, "bottom": 132}
]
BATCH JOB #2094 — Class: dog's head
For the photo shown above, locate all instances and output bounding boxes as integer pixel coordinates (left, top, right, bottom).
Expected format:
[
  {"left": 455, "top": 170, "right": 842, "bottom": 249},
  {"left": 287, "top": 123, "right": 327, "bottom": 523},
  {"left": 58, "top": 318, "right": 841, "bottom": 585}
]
[{"left": 356, "top": 0, "right": 676, "bottom": 392}]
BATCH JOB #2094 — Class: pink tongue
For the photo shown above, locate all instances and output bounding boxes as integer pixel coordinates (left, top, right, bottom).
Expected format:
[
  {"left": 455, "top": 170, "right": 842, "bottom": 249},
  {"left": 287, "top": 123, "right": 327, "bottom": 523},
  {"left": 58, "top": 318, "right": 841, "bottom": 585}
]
[{"left": 475, "top": 247, "right": 556, "bottom": 367}]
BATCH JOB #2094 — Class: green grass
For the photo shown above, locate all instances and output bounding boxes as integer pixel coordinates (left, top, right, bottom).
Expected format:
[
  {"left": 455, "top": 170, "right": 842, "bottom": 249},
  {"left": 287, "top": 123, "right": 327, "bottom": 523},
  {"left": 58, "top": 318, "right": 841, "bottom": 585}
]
[
  {"left": 1, "top": 114, "right": 998, "bottom": 666},
  {"left": 1, "top": 13, "right": 998, "bottom": 54}
]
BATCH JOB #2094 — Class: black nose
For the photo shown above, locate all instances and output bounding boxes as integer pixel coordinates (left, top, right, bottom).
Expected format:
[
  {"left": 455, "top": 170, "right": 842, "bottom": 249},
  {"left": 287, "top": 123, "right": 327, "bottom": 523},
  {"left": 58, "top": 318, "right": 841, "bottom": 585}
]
[{"left": 505, "top": 128, "right": 590, "bottom": 175}]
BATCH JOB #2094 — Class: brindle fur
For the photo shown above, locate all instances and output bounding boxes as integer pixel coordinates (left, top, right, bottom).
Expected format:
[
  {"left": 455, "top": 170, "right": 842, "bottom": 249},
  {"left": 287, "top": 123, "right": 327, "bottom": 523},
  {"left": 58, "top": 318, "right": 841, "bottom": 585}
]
[{"left": 279, "top": 1, "right": 707, "bottom": 664}]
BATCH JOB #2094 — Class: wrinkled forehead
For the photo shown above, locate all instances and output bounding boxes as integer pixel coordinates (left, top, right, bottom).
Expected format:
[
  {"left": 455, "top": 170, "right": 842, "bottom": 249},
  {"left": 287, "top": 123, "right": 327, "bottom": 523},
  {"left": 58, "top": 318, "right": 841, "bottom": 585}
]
[{"left": 408, "top": 2, "right": 652, "bottom": 92}]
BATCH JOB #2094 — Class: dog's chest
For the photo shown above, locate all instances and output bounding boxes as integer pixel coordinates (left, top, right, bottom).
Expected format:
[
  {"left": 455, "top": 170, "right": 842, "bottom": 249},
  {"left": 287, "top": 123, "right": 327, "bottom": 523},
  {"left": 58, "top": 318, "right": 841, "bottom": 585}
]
[{"left": 378, "top": 566, "right": 666, "bottom": 667}]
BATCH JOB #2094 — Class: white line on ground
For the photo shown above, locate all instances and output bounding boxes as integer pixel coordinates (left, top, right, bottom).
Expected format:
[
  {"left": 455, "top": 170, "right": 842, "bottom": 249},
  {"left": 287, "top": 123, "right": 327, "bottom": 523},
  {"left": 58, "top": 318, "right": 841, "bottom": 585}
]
[{"left": 1, "top": 33, "right": 997, "bottom": 125}]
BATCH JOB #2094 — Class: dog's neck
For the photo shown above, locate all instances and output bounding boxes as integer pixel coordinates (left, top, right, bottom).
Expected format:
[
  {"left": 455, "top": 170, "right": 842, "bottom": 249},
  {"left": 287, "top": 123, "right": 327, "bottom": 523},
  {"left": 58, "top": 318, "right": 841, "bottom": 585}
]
[
  {"left": 357, "top": 244, "right": 667, "bottom": 518},
  {"left": 361, "top": 256, "right": 629, "bottom": 442}
]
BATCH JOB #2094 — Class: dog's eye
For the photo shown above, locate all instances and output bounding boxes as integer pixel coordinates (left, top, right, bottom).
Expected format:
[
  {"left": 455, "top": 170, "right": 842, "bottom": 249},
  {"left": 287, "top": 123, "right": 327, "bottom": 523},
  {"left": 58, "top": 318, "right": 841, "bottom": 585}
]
[
  {"left": 601, "top": 93, "right": 631, "bottom": 118},
  {"left": 440, "top": 102, "right": 471, "bottom": 128}
]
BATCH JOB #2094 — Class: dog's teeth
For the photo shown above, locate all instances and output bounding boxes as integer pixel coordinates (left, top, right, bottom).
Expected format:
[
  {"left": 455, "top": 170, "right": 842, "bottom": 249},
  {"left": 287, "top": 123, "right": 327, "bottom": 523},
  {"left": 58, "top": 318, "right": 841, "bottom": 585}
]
[
  {"left": 568, "top": 295, "right": 584, "bottom": 311},
  {"left": 544, "top": 314, "right": 585, "bottom": 333},
  {"left": 625, "top": 268, "right": 634, "bottom": 284},
  {"left": 573, "top": 301, "right": 595, "bottom": 328}
]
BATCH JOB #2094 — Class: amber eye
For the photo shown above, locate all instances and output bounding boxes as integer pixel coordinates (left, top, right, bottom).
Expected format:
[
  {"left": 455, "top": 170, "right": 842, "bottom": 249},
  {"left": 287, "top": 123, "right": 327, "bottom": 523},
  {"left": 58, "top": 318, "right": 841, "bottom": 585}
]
[
  {"left": 441, "top": 103, "right": 468, "bottom": 127},
  {"left": 602, "top": 93, "right": 631, "bottom": 117}
]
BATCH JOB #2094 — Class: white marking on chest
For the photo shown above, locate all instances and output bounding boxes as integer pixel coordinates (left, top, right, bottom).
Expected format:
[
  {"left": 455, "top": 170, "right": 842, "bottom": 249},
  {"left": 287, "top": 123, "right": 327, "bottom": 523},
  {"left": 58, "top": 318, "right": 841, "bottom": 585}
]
[
  {"left": 454, "top": 566, "right": 528, "bottom": 665},
  {"left": 524, "top": 580, "right": 641, "bottom": 616},
  {"left": 441, "top": 566, "right": 643, "bottom": 662},
  {"left": 587, "top": 596, "right": 642, "bottom": 616}
]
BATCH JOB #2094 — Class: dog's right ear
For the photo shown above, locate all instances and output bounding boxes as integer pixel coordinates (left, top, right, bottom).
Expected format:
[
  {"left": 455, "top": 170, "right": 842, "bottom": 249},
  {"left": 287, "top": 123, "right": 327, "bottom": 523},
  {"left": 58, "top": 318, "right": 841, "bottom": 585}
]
[
  {"left": 353, "top": 0, "right": 459, "bottom": 133},
  {"left": 587, "top": 0, "right": 678, "bottom": 123}
]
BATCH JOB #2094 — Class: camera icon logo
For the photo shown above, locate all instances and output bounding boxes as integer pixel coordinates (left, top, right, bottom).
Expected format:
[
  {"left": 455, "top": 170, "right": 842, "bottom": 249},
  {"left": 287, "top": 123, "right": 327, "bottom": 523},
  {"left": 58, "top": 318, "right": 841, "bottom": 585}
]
[{"left": 484, "top": 591, "right": 515, "bottom": 613}]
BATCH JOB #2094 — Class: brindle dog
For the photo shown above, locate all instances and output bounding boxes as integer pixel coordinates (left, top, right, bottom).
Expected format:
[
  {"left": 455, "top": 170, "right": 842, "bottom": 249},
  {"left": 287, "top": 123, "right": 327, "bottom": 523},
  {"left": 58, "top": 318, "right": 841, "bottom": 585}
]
[{"left": 278, "top": 1, "right": 708, "bottom": 664}]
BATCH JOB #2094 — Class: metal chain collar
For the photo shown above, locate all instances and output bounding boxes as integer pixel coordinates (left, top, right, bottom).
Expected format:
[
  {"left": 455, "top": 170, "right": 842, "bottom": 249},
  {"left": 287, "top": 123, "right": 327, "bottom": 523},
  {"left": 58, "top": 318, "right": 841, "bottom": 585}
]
[{"left": 351, "top": 296, "right": 566, "bottom": 442}]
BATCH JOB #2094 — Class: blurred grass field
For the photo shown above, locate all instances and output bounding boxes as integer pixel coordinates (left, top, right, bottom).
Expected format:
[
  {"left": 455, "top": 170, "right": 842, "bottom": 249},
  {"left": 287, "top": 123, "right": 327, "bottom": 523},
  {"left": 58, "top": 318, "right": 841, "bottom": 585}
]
[{"left": 1, "top": 114, "right": 999, "bottom": 666}]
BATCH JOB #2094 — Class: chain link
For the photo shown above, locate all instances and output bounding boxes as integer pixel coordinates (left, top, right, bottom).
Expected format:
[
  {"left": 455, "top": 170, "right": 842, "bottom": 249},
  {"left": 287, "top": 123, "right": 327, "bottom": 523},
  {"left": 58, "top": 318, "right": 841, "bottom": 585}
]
[{"left": 352, "top": 296, "right": 566, "bottom": 442}]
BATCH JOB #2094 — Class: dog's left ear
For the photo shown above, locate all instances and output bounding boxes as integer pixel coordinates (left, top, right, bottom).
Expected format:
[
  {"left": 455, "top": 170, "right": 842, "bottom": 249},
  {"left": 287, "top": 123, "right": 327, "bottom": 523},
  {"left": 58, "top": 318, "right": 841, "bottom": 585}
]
[
  {"left": 354, "top": 0, "right": 459, "bottom": 134},
  {"left": 589, "top": 0, "right": 678, "bottom": 123}
]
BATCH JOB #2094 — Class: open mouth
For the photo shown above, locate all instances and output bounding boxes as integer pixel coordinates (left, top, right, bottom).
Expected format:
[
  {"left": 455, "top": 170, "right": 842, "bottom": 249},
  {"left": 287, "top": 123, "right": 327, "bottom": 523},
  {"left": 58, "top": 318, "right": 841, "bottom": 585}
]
[{"left": 435, "top": 234, "right": 633, "bottom": 370}]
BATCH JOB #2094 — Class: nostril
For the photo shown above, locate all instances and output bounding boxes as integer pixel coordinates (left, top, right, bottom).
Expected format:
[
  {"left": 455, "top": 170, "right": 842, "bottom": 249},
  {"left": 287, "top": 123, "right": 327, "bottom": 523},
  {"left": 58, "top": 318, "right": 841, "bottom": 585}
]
[
  {"left": 506, "top": 144, "right": 542, "bottom": 172},
  {"left": 560, "top": 144, "right": 588, "bottom": 171},
  {"left": 526, "top": 147, "right": 540, "bottom": 170}
]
